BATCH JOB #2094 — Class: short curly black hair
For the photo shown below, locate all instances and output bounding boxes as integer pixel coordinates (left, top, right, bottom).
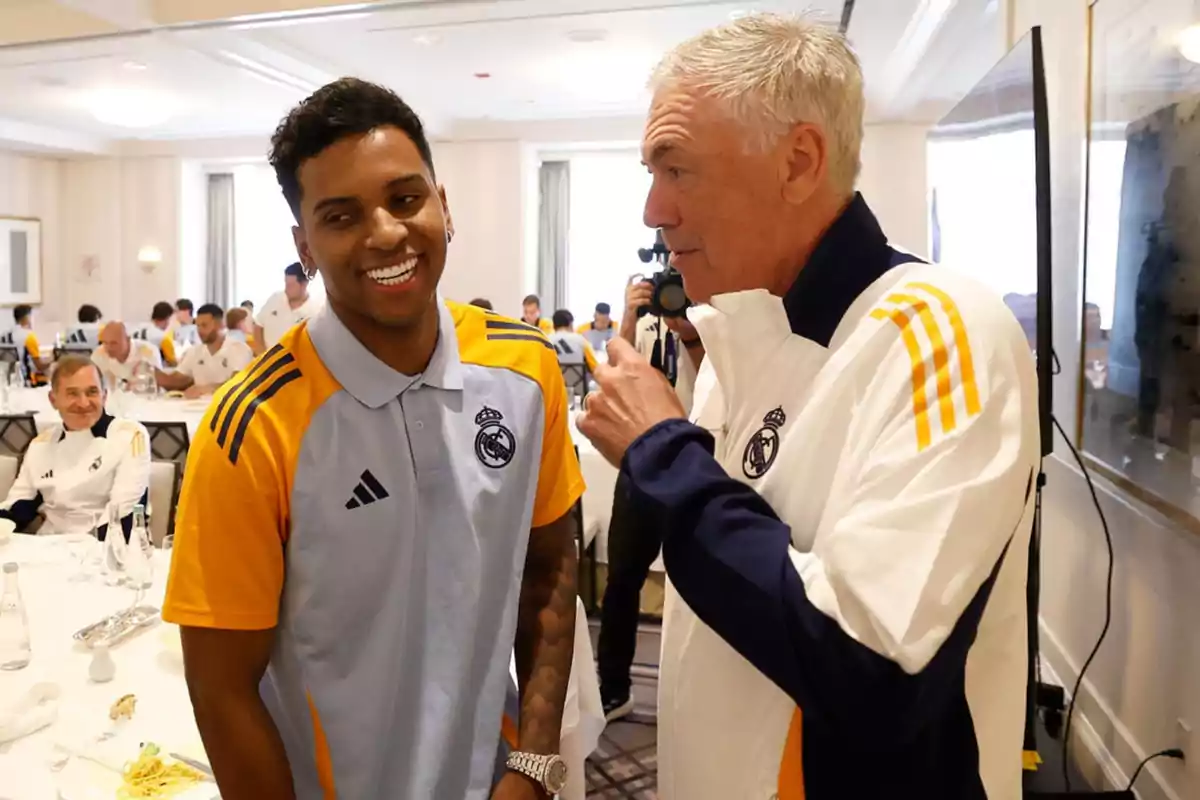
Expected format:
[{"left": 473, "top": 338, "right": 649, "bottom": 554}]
[{"left": 269, "top": 77, "right": 435, "bottom": 220}]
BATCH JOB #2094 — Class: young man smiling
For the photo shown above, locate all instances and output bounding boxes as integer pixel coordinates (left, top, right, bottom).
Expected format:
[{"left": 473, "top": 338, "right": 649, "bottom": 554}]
[{"left": 163, "top": 78, "right": 583, "bottom": 800}]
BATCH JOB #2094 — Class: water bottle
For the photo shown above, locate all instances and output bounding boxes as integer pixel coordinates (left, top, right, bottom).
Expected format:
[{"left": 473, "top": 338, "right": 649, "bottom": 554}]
[
  {"left": 133, "top": 505, "right": 150, "bottom": 556},
  {"left": 124, "top": 505, "right": 153, "bottom": 591},
  {"left": 0, "top": 562, "right": 32, "bottom": 670},
  {"left": 103, "top": 505, "right": 128, "bottom": 585}
]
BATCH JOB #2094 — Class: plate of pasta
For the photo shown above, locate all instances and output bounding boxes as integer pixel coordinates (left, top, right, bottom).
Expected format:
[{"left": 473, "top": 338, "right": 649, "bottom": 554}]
[
  {"left": 54, "top": 740, "right": 216, "bottom": 800},
  {"left": 118, "top": 743, "right": 208, "bottom": 798}
]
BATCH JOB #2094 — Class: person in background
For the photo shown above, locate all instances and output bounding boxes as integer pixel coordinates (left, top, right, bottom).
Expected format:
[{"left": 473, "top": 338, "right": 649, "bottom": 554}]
[
  {"left": 79, "top": 304, "right": 102, "bottom": 323},
  {"left": 619, "top": 278, "right": 702, "bottom": 420},
  {"left": 132, "top": 301, "right": 179, "bottom": 367},
  {"left": 521, "top": 294, "right": 554, "bottom": 333},
  {"left": 156, "top": 303, "right": 253, "bottom": 399},
  {"left": 549, "top": 309, "right": 598, "bottom": 374},
  {"left": 241, "top": 300, "right": 255, "bottom": 313},
  {"left": 93, "top": 321, "right": 162, "bottom": 386},
  {"left": 594, "top": 278, "right": 704, "bottom": 723},
  {"left": 577, "top": 13, "right": 1039, "bottom": 799},
  {"left": 0, "top": 355, "right": 149, "bottom": 539},
  {"left": 226, "top": 307, "right": 256, "bottom": 348},
  {"left": 164, "top": 76, "right": 581, "bottom": 800},
  {"left": 65, "top": 304, "right": 104, "bottom": 349},
  {"left": 468, "top": 297, "right": 494, "bottom": 310},
  {"left": 578, "top": 302, "right": 616, "bottom": 351},
  {"left": 173, "top": 298, "right": 200, "bottom": 348},
  {"left": 0, "top": 304, "right": 48, "bottom": 386},
  {"left": 253, "top": 262, "right": 323, "bottom": 354}
]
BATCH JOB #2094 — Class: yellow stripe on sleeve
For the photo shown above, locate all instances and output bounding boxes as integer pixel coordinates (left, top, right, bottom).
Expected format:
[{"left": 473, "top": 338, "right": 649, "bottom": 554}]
[
  {"left": 883, "top": 293, "right": 957, "bottom": 436},
  {"left": 870, "top": 307, "right": 932, "bottom": 451},
  {"left": 906, "top": 282, "right": 982, "bottom": 417}
]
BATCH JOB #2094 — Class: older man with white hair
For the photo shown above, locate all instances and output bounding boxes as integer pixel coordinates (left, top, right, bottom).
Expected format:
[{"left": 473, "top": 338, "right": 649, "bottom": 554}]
[{"left": 576, "top": 13, "right": 1039, "bottom": 800}]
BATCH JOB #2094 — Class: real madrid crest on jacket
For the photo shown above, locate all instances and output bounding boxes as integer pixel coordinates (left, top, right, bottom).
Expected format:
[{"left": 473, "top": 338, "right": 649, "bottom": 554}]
[
  {"left": 475, "top": 406, "right": 516, "bottom": 468},
  {"left": 742, "top": 407, "right": 785, "bottom": 479},
  {"left": 0, "top": 414, "right": 151, "bottom": 540},
  {"left": 624, "top": 196, "right": 1041, "bottom": 800}
]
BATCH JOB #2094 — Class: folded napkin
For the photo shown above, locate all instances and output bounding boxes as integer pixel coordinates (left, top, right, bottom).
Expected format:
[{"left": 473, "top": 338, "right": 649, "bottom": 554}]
[{"left": 0, "top": 682, "right": 59, "bottom": 745}]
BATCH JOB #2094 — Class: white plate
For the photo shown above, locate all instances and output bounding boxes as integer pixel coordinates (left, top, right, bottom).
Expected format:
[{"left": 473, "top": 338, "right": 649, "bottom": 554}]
[{"left": 52, "top": 724, "right": 216, "bottom": 800}]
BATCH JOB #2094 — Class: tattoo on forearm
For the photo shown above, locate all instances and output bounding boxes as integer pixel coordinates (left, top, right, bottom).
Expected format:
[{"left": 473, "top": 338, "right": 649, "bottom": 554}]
[{"left": 513, "top": 514, "right": 578, "bottom": 754}]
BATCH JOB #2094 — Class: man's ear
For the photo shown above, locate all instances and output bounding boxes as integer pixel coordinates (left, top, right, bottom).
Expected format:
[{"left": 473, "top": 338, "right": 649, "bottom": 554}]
[
  {"left": 778, "top": 122, "right": 828, "bottom": 206},
  {"left": 292, "top": 226, "right": 317, "bottom": 280},
  {"left": 439, "top": 184, "right": 455, "bottom": 242}
]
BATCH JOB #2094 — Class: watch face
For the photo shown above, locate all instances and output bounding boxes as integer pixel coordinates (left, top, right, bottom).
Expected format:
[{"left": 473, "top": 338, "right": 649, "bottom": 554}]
[{"left": 545, "top": 757, "right": 568, "bottom": 793}]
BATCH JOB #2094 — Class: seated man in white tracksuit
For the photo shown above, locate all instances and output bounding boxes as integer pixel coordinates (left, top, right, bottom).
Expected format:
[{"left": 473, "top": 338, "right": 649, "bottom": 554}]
[
  {"left": 576, "top": 14, "right": 1040, "bottom": 800},
  {"left": 0, "top": 355, "right": 150, "bottom": 540}
]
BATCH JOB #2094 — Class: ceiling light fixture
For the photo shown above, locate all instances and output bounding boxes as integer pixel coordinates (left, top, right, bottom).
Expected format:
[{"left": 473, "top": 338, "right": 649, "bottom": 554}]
[
  {"left": 1179, "top": 24, "right": 1200, "bottom": 64},
  {"left": 88, "top": 87, "right": 174, "bottom": 128},
  {"left": 567, "top": 29, "right": 607, "bottom": 43},
  {"left": 413, "top": 33, "right": 440, "bottom": 46},
  {"left": 123, "top": 60, "right": 147, "bottom": 71},
  {"left": 227, "top": 8, "right": 371, "bottom": 31},
  {"left": 215, "top": 50, "right": 316, "bottom": 93}
]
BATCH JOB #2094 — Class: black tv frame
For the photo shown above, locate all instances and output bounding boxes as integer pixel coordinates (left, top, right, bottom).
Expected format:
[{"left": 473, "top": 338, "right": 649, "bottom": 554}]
[{"left": 1031, "top": 27, "right": 1054, "bottom": 458}]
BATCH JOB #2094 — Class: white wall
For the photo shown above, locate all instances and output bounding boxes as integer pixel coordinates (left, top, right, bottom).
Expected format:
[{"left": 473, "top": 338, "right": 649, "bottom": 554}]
[
  {"left": 0, "top": 149, "right": 190, "bottom": 328},
  {"left": 58, "top": 156, "right": 185, "bottom": 324},
  {"left": 432, "top": 140, "right": 526, "bottom": 314},
  {"left": 859, "top": 124, "right": 930, "bottom": 257},
  {"left": 1006, "top": 1, "right": 1200, "bottom": 798}
]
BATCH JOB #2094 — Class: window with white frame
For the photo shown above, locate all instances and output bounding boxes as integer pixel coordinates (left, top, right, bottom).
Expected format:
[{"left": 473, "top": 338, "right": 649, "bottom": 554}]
[
  {"left": 231, "top": 163, "right": 324, "bottom": 309},
  {"left": 563, "top": 151, "right": 653, "bottom": 326}
]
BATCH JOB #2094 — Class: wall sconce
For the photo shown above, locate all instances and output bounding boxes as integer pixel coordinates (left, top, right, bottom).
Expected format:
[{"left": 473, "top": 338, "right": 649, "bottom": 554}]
[{"left": 138, "top": 245, "right": 162, "bottom": 273}]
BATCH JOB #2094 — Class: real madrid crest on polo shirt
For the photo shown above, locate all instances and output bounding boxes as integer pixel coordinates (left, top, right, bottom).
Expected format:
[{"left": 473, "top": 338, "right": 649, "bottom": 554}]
[
  {"left": 474, "top": 405, "right": 516, "bottom": 469},
  {"left": 742, "top": 406, "right": 786, "bottom": 479}
]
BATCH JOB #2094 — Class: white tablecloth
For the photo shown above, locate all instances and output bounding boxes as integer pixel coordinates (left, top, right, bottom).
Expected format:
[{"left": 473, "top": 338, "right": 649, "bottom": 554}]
[
  {"left": 0, "top": 536, "right": 603, "bottom": 799},
  {"left": 569, "top": 415, "right": 663, "bottom": 572}
]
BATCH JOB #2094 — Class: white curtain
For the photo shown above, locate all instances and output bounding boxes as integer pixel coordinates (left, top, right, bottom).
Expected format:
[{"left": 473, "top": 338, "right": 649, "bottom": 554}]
[
  {"left": 538, "top": 161, "right": 570, "bottom": 311},
  {"left": 205, "top": 173, "right": 235, "bottom": 308}
]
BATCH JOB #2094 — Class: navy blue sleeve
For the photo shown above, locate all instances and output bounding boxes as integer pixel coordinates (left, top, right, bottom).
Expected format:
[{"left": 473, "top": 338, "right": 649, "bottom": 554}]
[
  {"left": 622, "top": 418, "right": 1004, "bottom": 747},
  {"left": 96, "top": 489, "right": 149, "bottom": 543},
  {"left": 0, "top": 493, "right": 43, "bottom": 533}
]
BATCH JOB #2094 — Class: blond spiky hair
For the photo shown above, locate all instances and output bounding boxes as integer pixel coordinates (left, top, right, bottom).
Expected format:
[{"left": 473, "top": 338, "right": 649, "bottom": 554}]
[{"left": 650, "top": 12, "right": 865, "bottom": 195}]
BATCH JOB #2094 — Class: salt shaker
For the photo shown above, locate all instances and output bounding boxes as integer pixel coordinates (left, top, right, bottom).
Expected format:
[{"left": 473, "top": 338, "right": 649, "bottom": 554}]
[{"left": 88, "top": 644, "right": 116, "bottom": 683}]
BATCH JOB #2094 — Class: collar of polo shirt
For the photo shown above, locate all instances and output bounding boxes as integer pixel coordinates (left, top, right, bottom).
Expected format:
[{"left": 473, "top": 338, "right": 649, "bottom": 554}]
[{"left": 307, "top": 298, "right": 464, "bottom": 408}]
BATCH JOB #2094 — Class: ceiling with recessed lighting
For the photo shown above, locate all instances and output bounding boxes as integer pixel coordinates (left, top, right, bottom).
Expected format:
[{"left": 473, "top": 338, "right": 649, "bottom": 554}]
[{"left": 0, "top": 0, "right": 1016, "bottom": 154}]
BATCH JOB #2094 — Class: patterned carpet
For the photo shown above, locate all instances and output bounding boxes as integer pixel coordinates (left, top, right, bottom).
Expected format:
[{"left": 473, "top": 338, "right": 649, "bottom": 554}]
[{"left": 585, "top": 719, "right": 658, "bottom": 799}]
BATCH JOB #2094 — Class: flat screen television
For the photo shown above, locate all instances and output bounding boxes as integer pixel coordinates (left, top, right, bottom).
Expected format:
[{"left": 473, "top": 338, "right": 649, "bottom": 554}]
[{"left": 927, "top": 27, "right": 1053, "bottom": 456}]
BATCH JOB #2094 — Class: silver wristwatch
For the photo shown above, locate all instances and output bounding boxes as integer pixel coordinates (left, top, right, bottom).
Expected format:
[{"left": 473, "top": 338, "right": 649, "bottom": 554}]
[{"left": 505, "top": 751, "right": 568, "bottom": 795}]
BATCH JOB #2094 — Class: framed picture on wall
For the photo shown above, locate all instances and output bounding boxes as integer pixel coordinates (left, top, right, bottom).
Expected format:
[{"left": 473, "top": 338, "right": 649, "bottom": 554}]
[
  {"left": 0, "top": 216, "right": 42, "bottom": 306},
  {"left": 1081, "top": 0, "right": 1200, "bottom": 531}
]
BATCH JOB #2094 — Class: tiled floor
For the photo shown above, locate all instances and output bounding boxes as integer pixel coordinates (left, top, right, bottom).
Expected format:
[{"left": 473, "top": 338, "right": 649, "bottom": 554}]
[
  {"left": 585, "top": 617, "right": 661, "bottom": 798},
  {"left": 585, "top": 718, "right": 658, "bottom": 799}
]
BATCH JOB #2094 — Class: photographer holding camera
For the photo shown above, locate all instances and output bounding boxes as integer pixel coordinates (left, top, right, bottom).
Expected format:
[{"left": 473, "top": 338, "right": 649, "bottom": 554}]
[
  {"left": 618, "top": 274, "right": 704, "bottom": 412},
  {"left": 595, "top": 269, "right": 705, "bottom": 722}
]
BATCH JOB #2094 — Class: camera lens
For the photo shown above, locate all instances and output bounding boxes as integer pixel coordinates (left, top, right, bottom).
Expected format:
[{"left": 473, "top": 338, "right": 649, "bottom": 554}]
[{"left": 654, "top": 281, "right": 689, "bottom": 317}]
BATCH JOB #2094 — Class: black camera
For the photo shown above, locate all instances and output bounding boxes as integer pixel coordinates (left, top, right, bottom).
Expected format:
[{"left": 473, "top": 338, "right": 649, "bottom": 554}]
[{"left": 636, "top": 231, "right": 691, "bottom": 318}]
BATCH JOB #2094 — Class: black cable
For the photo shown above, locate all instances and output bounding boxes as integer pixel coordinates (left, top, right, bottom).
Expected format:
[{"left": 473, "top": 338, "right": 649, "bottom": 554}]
[
  {"left": 1125, "top": 748, "right": 1185, "bottom": 791},
  {"left": 839, "top": 0, "right": 856, "bottom": 34},
  {"left": 1051, "top": 414, "right": 1113, "bottom": 792}
]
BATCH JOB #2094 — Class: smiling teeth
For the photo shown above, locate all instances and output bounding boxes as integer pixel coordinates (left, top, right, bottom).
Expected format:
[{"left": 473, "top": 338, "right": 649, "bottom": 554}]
[{"left": 367, "top": 257, "right": 417, "bottom": 285}]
